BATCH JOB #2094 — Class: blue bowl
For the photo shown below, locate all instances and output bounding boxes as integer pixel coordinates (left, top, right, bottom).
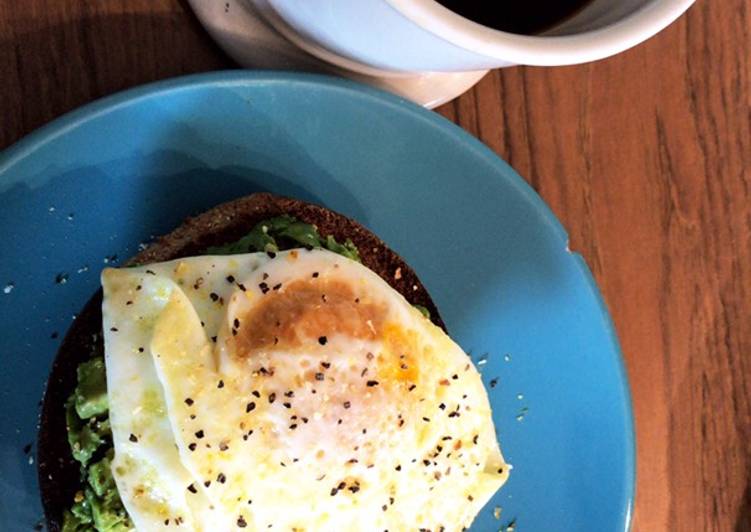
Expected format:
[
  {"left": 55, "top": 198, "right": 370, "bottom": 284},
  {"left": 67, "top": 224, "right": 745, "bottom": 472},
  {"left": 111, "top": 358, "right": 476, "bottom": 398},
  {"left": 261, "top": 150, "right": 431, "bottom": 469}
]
[{"left": 0, "top": 71, "right": 633, "bottom": 531}]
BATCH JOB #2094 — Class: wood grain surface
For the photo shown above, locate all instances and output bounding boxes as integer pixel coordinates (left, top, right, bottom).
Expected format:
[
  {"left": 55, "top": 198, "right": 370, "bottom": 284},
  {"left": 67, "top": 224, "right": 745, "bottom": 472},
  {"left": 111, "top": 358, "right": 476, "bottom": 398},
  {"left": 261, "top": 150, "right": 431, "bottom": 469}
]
[{"left": 1, "top": 1, "right": 749, "bottom": 530}]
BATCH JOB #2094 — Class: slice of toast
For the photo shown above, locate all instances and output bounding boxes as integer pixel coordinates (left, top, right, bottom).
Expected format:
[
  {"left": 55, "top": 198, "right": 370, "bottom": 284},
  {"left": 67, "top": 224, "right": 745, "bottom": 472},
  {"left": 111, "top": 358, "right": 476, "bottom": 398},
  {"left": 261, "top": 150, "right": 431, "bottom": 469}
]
[{"left": 37, "top": 193, "right": 444, "bottom": 530}]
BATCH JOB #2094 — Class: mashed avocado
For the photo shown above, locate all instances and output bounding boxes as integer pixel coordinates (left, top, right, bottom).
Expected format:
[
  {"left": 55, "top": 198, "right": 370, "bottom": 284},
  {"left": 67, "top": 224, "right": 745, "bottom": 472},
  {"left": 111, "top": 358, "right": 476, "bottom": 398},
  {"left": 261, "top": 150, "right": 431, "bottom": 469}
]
[
  {"left": 63, "top": 358, "right": 131, "bottom": 532},
  {"left": 206, "top": 215, "right": 361, "bottom": 262},
  {"left": 62, "top": 216, "right": 398, "bottom": 530}
]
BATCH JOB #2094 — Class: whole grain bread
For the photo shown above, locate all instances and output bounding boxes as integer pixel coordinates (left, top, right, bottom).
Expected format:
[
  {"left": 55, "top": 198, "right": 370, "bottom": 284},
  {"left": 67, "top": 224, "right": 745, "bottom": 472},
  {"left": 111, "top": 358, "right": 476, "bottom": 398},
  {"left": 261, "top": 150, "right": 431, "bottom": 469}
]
[{"left": 38, "top": 193, "right": 444, "bottom": 530}]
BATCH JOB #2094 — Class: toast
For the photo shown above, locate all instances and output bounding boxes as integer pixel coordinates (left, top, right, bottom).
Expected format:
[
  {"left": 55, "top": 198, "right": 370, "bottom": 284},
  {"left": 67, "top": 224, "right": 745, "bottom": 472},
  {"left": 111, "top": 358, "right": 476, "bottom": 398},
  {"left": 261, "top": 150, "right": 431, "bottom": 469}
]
[{"left": 37, "top": 193, "right": 444, "bottom": 530}]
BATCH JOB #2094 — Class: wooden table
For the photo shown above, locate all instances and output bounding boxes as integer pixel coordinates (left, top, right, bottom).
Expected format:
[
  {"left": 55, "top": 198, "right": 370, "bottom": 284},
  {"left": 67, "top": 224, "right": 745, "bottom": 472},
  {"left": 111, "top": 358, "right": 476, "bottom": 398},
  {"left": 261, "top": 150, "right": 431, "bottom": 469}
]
[{"left": 2, "top": 1, "right": 749, "bottom": 530}]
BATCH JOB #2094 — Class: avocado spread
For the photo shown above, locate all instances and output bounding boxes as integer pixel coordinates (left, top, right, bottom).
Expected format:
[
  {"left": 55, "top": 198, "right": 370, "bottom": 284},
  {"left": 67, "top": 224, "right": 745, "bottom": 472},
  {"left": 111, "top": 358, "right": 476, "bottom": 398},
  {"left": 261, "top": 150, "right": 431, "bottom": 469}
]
[{"left": 61, "top": 215, "right": 423, "bottom": 530}]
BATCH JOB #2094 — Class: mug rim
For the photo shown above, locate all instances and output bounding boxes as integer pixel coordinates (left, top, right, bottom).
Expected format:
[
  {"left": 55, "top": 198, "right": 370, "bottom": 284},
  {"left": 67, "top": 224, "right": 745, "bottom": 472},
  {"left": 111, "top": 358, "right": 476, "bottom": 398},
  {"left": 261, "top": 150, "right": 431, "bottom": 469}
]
[{"left": 386, "top": 0, "right": 696, "bottom": 66}]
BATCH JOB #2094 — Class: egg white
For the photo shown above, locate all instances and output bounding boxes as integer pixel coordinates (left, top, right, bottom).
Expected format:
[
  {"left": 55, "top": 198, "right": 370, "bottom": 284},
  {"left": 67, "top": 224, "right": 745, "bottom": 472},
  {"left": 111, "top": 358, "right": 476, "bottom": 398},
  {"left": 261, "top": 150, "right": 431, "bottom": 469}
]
[
  {"left": 102, "top": 249, "right": 509, "bottom": 531},
  {"left": 102, "top": 255, "right": 271, "bottom": 529}
]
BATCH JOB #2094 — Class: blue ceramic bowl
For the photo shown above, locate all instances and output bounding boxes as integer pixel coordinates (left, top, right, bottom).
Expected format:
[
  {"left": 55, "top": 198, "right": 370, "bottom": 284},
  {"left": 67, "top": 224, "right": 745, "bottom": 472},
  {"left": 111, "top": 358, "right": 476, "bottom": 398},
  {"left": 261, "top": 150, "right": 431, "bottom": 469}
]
[{"left": 0, "top": 71, "right": 633, "bottom": 531}]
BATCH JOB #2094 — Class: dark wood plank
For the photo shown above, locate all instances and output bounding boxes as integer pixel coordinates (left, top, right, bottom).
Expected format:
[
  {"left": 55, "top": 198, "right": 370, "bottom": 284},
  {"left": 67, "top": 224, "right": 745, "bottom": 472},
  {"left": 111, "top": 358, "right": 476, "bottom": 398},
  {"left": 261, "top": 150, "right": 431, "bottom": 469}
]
[
  {"left": 438, "top": 2, "right": 751, "bottom": 530},
  {"left": 0, "top": 0, "right": 232, "bottom": 148},
  {"left": 1, "top": 0, "right": 749, "bottom": 530}
]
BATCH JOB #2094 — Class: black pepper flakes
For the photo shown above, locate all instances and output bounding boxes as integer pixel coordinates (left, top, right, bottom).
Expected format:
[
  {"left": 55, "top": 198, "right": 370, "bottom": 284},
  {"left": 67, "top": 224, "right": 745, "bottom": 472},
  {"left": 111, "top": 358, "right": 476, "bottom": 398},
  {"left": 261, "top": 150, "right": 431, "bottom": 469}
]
[
  {"left": 312, "top": 272, "right": 319, "bottom": 278},
  {"left": 226, "top": 275, "right": 235, "bottom": 283},
  {"left": 217, "top": 380, "right": 224, "bottom": 389},
  {"left": 490, "top": 377, "right": 499, "bottom": 388},
  {"left": 138, "top": 347, "right": 144, "bottom": 353},
  {"left": 185, "top": 398, "right": 194, "bottom": 406},
  {"left": 259, "top": 282, "right": 269, "bottom": 294},
  {"left": 408, "top": 384, "right": 417, "bottom": 391},
  {"left": 318, "top": 336, "right": 328, "bottom": 345},
  {"left": 219, "top": 441, "right": 229, "bottom": 451},
  {"left": 284, "top": 390, "right": 294, "bottom": 398},
  {"left": 321, "top": 361, "right": 331, "bottom": 369},
  {"left": 237, "top": 516, "right": 247, "bottom": 528},
  {"left": 268, "top": 392, "right": 276, "bottom": 403},
  {"left": 187, "top": 483, "right": 197, "bottom": 494},
  {"left": 188, "top": 443, "right": 197, "bottom": 451},
  {"left": 439, "top": 403, "right": 446, "bottom": 410},
  {"left": 209, "top": 292, "right": 219, "bottom": 302},
  {"left": 315, "top": 372, "right": 324, "bottom": 381},
  {"left": 195, "top": 430, "right": 205, "bottom": 439},
  {"left": 473, "top": 434, "right": 479, "bottom": 445},
  {"left": 252, "top": 390, "right": 261, "bottom": 398},
  {"left": 217, "top": 473, "right": 226, "bottom": 483},
  {"left": 343, "top": 401, "right": 351, "bottom": 409},
  {"left": 246, "top": 402, "right": 256, "bottom": 413},
  {"left": 272, "top": 283, "right": 282, "bottom": 291},
  {"left": 366, "top": 380, "right": 379, "bottom": 387},
  {"left": 129, "top": 433, "right": 138, "bottom": 443}
]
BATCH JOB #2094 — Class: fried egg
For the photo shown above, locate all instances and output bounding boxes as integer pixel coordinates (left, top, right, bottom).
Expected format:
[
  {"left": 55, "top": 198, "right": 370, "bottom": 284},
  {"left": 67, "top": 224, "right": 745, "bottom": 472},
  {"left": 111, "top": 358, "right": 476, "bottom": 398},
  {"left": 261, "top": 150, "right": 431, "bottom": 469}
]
[{"left": 102, "top": 249, "right": 509, "bottom": 531}]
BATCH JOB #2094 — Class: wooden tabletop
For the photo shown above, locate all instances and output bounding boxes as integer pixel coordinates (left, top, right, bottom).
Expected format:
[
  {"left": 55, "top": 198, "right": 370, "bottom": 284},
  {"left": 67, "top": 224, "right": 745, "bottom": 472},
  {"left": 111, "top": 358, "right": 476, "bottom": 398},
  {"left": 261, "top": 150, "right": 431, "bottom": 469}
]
[{"left": 2, "top": 1, "right": 749, "bottom": 530}]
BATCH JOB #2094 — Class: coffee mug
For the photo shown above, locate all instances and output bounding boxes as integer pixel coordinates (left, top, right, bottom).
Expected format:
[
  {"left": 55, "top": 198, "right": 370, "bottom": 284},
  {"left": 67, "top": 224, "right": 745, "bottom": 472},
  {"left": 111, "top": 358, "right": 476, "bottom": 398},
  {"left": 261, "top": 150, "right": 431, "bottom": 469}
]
[{"left": 254, "top": 0, "right": 696, "bottom": 72}]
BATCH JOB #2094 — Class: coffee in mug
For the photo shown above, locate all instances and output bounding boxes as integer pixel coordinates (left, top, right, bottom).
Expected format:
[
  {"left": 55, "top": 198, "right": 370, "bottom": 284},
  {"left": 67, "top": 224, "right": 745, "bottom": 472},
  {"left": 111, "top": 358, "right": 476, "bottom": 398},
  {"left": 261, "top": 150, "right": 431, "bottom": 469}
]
[{"left": 436, "top": 0, "right": 595, "bottom": 35}]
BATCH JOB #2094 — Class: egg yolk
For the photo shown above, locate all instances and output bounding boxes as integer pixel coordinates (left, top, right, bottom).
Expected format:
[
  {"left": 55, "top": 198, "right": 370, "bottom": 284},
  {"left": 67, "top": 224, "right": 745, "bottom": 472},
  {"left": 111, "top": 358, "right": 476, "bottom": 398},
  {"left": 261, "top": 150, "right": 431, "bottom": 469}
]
[{"left": 233, "top": 277, "right": 386, "bottom": 357}]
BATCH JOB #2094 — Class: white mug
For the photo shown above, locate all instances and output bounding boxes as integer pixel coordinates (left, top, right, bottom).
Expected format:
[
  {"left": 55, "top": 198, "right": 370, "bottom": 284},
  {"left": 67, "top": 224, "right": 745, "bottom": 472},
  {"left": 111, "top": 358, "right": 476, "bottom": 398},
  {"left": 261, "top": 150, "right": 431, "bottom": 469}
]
[{"left": 254, "top": 0, "right": 696, "bottom": 72}]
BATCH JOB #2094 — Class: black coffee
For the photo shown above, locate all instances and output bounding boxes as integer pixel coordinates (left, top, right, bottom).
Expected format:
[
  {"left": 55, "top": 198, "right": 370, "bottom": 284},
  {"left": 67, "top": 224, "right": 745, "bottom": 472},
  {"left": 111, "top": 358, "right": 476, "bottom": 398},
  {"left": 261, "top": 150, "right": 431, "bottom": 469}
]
[{"left": 436, "top": 0, "right": 594, "bottom": 35}]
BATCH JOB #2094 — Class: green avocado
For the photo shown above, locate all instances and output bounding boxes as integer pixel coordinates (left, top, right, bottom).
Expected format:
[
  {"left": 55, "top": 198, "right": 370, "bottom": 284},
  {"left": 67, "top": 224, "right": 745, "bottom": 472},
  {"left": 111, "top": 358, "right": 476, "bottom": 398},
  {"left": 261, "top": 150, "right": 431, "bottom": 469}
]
[
  {"left": 62, "top": 493, "right": 94, "bottom": 532},
  {"left": 87, "top": 451, "right": 131, "bottom": 531},
  {"left": 74, "top": 358, "right": 108, "bottom": 419},
  {"left": 65, "top": 396, "right": 106, "bottom": 466},
  {"left": 206, "top": 214, "right": 362, "bottom": 262}
]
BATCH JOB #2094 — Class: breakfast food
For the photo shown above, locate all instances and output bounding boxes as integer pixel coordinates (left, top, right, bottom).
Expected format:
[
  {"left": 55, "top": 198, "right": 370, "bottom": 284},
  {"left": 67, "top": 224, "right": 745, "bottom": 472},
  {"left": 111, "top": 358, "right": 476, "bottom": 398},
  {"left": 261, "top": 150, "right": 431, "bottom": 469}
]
[{"left": 38, "top": 194, "right": 509, "bottom": 531}]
